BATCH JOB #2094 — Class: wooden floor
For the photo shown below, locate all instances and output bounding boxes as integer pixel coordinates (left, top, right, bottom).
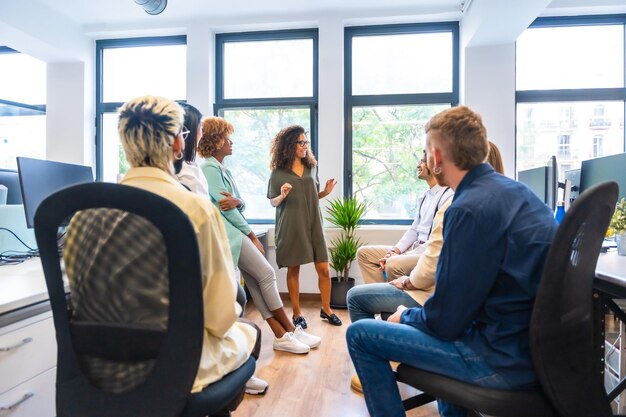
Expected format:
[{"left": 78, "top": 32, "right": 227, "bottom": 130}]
[{"left": 233, "top": 296, "right": 440, "bottom": 417}]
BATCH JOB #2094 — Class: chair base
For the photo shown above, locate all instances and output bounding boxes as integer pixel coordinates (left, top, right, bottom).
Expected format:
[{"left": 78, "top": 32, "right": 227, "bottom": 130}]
[{"left": 395, "top": 364, "right": 557, "bottom": 417}]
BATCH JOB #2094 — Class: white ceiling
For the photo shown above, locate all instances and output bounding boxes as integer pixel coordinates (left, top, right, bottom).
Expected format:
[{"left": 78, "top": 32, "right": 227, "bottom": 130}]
[
  {"left": 34, "top": 0, "right": 464, "bottom": 27},
  {"left": 31, "top": 0, "right": 626, "bottom": 29}
]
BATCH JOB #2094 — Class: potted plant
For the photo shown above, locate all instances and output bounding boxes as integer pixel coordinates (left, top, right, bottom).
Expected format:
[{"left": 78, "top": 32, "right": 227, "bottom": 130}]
[
  {"left": 611, "top": 198, "right": 626, "bottom": 256},
  {"left": 325, "top": 197, "right": 367, "bottom": 308}
]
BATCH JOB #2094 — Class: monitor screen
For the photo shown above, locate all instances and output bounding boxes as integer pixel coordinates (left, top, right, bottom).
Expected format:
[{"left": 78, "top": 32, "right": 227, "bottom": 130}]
[
  {"left": 0, "top": 169, "right": 23, "bottom": 204},
  {"left": 564, "top": 168, "right": 581, "bottom": 202},
  {"left": 518, "top": 166, "right": 548, "bottom": 204},
  {"left": 545, "top": 155, "right": 558, "bottom": 211},
  {"left": 580, "top": 153, "right": 626, "bottom": 202},
  {"left": 17, "top": 157, "right": 94, "bottom": 228}
]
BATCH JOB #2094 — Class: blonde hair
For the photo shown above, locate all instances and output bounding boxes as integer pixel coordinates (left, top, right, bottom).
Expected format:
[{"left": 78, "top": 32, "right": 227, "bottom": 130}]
[
  {"left": 425, "top": 105, "right": 488, "bottom": 170},
  {"left": 118, "top": 95, "right": 184, "bottom": 172},
  {"left": 198, "top": 117, "right": 234, "bottom": 158},
  {"left": 487, "top": 141, "right": 505, "bottom": 174}
]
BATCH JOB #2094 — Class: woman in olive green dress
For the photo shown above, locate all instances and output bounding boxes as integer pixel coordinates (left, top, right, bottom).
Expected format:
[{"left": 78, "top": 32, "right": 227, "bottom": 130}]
[{"left": 267, "top": 125, "right": 342, "bottom": 327}]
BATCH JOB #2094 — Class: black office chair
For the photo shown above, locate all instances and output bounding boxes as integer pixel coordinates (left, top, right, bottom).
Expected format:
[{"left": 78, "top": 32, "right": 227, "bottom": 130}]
[
  {"left": 35, "top": 182, "right": 255, "bottom": 417},
  {"left": 395, "top": 181, "right": 619, "bottom": 417}
]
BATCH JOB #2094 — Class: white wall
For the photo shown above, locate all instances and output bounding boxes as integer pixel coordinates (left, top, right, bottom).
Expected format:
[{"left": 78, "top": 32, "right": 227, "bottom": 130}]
[
  {"left": 463, "top": 44, "right": 516, "bottom": 176},
  {"left": 46, "top": 61, "right": 95, "bottom": 166}
]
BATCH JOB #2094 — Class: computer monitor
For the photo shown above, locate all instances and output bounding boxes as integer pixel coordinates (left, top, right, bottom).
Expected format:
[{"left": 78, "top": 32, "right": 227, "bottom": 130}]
[
  {"left": 580, "top": 152, "right": 626, "bottom": 202},
  {"left": 17, "top": 157, "right": 94, "bottom": 228},
  {"left": 564, "top": 168, "right": 580, "bottom": 202},
  {"left": 0, "top": 169, "right": 23, "bottom": 204},
  {"left": 518, "top": 166, "right": 548, "bottom": 203},
  {"left": 545, "top": 155, "right": 558, "bottom": 211}
]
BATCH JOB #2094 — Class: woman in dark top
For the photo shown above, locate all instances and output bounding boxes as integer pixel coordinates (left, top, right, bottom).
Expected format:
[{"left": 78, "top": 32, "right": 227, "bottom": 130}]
[{"left": 267, "top": 125, "right": 342, "bottom": 327}]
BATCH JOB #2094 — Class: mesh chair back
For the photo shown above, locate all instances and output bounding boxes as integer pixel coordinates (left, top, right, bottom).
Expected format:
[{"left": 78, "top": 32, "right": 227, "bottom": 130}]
[
  {"left": 530, "top": 181, "right": 618, "bottom": 417},
  {"left": 35, "top": 183, "right": 204, "bottom": 417}
]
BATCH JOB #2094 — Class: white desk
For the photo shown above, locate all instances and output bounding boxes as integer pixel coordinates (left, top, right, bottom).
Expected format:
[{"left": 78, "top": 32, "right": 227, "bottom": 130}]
[
  {"left": 595, "top": 251, "right": 626, "bottom": 298},
  {"left": 0, "top": 259, "right": 49, "bottom": 314},
  {"left": 0, "top": 258, "right": 56, "bottom": 417}
]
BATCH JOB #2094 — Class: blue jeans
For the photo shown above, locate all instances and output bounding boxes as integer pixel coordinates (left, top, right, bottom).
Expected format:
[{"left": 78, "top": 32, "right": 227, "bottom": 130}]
[
  {"left": 346, "top": 319, "right": 510, "bottom": 417},
  {"left": 346, "top": 283, "right": 421, "bottom": 322}
]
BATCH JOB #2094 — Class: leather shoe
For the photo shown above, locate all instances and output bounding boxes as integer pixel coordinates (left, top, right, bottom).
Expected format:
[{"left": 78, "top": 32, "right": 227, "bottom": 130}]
[
  {"left": 292, "top": 315, "right": 308, "bottom": 329},
  {"left": 320, "top": 309, "right": 342, "bottom": 326}
]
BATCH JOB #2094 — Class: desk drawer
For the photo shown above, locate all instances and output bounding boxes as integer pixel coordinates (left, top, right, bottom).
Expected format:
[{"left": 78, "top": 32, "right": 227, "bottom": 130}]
[
  {"left": 0, "top": 367, "right": 55, "bottom": 417},
  {"left": 0, "top": 316, "right": 56, "bottom": 394}
]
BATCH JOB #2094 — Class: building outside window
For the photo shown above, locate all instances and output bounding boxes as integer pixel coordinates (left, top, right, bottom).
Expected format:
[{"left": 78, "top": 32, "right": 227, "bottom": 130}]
[
  {"left": 516, "top": 16, "right": 625, "bottom": 180},
  {"left": 0, "top": 47, "right": 46, "bottom": 169},
  {"left": 593, "top": 134, "right": 604, "bottom": 157},
  {"left": 214, "top": 29, "right": 318, "bottom": 222},
  {"left": 96, "top": 36, "right": 187, "bottom": 182},
  {"left": 557, "top": 134, "right": 571, "bottom": 159},
  {"left": 344, "top": 23, "right": 459, "bottom": 223}
]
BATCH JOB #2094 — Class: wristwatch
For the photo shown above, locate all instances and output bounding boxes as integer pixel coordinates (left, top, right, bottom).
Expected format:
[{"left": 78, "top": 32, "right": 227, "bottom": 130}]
[{"left": 401, "top": 276, "right": 409, "bottom": 290}]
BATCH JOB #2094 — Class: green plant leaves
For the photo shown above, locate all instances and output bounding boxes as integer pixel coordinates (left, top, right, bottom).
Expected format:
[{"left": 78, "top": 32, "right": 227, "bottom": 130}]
[
  {"left": 325, "top": 197, "right": 368, "bottom": 280},
  {"left": 611, "top": 197, "right": 626, "bottom": 233}
]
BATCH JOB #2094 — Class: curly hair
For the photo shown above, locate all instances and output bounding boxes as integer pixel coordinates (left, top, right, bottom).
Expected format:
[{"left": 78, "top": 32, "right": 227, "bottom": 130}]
[
  {"left": 198, "top": 117, "right": 234, "bottom": 158},
  {"left": 118, "top": 95, "right": 184, "bottom": 172},
  {"left": 425, "top": 105, "right": 488, "bottom": 171},
  {"left": 269, "top": 125, "right": 317, "bottom": 171}
]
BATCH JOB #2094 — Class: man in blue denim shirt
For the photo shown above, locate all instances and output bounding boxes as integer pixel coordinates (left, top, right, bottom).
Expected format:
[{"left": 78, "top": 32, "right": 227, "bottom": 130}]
[{"left": 346, "top": 105, "right": 557, "bottom": 417}]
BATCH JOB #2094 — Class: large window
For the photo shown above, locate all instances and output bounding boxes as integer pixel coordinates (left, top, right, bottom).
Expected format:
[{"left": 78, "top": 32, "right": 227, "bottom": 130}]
[
  {"left": 0, "top": 47, "right": 46, "bottom": 169},
  {"left": 345, "top": 23, "right": 459, "bottom": 223},
  {"left": 96, "top": 36, "right": 187, "bottom": 182},
  {"left": 215, "top": 29, "right": 318, "bottom": 222},
  {"left": 516, "top": 16, "right": 626, "bottom": 180}
]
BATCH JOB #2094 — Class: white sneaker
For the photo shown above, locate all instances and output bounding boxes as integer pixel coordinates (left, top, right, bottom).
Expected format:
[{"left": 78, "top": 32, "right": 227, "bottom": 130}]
[
  {"left": 273, "top": 332, "right": 310, "bottom": 354},
  {"left": 245, "top": 375, "right": 269, "bottom": 395},
  {"left": 293, "top": 325, "right": 322, "bottom": 349}
]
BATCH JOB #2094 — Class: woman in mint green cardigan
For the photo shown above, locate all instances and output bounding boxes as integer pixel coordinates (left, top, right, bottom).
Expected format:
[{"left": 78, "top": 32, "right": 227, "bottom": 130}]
[{"left": 198, "top": 117, "right": 321, "bottom": 354}]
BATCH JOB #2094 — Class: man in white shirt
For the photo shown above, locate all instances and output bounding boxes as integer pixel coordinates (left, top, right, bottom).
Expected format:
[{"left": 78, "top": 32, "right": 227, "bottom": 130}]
[{"left": 356, "top": 151, "right": 453, "bottom": 283}]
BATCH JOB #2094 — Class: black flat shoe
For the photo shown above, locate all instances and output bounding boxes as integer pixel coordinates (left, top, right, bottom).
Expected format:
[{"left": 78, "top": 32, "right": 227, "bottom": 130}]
[
  {"left": 293, "top": 315, "right": 308, "bottom": 329},
  {"left": 320, "top": 309, "right": 342, "bottom": 326}
]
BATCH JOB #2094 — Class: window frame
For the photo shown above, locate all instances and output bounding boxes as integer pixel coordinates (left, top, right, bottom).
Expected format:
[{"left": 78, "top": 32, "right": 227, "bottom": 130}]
[
  {"left": 95, "top": 35, "right": 187, "bottom": 180},
  {"left": 344, "top": 22, "right": 460, "bottom": 224},
  {"left": 515, "top": 14, "right": 626, "bottom": 171},
  {"left": 214, "top": 28, "right": 319, "bottom": 224},
  {"left": 0, "top": 46, "right": 46, "bottom": 116}
]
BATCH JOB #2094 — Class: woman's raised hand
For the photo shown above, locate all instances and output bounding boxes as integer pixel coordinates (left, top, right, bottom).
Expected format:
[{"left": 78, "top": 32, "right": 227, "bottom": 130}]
[
  {"left": 321, "top": 178, "right": 337, "bottom": 197},
  {"left": 280, "top": 183, "right": 293, "bottom": 199}
]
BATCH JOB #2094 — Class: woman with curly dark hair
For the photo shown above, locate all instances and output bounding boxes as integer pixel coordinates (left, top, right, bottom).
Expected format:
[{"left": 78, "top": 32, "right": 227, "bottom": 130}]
[
  {"left": 267, "top": 125, "right": 342, "bottom": 327},
  {"left": 198, "top": 117, "right": 322, "bottom": 358}
]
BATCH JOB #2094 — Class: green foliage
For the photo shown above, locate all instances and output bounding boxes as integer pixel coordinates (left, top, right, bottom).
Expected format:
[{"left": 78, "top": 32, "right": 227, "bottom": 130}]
[
  {"left": 225, "top": 108, "right": 310, "bottom": 195},
  {"left": 325, "top": 197, "right": 367, "bottom": 280},
  {"left": 611, "top": 198, "right": 626, "bottom": 233},
  {"left": 325, "top": 197, "right": 368, "bottom": 237},
  {"left": 329, "top": 235, "right": 361, "bottom": 281},
  {"left": 351, "top": 105, "right": 444, "bottom": 218},
  {"left": 118, "top": 145, "right": 129, "bottom": 175}
]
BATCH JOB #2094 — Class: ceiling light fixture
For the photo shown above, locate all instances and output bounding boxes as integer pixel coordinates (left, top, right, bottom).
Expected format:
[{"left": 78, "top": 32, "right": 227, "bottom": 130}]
[{"left": 134, "top": 0, "right": 167, "bottom": 15}]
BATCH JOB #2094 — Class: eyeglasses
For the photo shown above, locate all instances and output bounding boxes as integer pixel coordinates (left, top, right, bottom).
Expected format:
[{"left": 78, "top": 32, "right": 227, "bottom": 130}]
[
  {"left": 297, "top": 140, "right": 310, "bottom": 147},
  {"left": 180, "top": 129, "right": 190, "bottom": 140}
]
